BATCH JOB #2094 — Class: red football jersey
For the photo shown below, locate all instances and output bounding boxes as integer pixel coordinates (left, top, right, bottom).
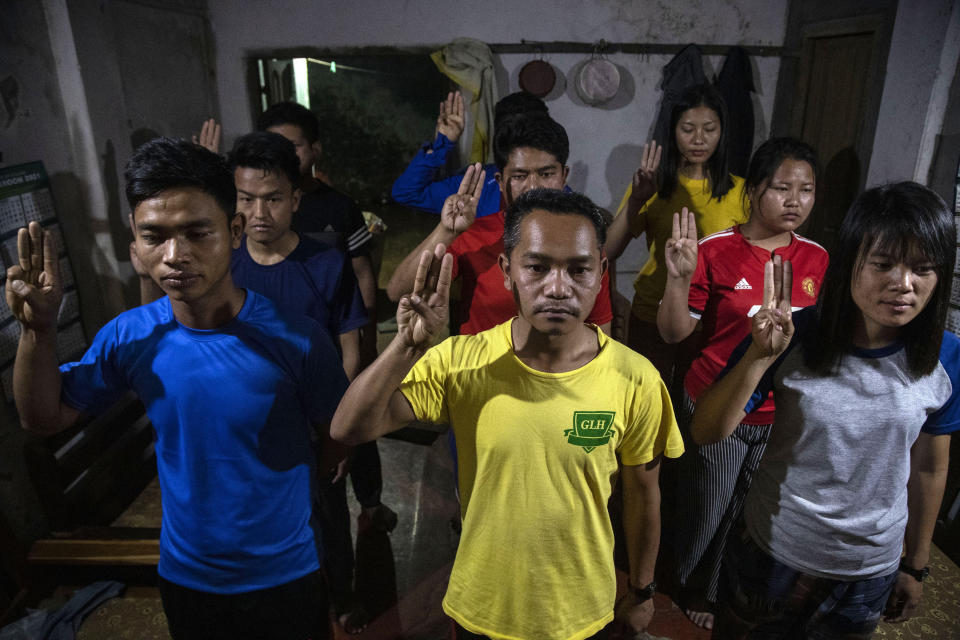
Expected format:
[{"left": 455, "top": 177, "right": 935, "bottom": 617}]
[
  {"left": 448, "top": 211, "right": 613, "bottom": 336},
  {"left": 684, "top": 226, "right": 828, "bottom": 424}
]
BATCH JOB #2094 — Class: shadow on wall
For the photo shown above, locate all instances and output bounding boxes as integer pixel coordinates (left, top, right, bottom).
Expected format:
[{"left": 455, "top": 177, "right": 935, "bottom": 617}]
[
  {"left": 49, "top": 171, "right": 129, "bottom": 329},
  {"left": 605, "top": 143, "right": 644, "bottom": 212}
]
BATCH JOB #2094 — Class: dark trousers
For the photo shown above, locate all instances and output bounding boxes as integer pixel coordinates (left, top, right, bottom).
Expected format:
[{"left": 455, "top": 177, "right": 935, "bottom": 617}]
[
  {"left": 350, "top": 440, "right": 383, "bottom": 509},
  {"left": 158, "top": 570, "right": 329, "bottom": 640}
]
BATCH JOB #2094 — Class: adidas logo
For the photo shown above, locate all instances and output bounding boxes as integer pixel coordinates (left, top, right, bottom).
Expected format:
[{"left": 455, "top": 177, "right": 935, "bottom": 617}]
[{"left": 735, "top": 278, "right": 752, "bottom": 290}]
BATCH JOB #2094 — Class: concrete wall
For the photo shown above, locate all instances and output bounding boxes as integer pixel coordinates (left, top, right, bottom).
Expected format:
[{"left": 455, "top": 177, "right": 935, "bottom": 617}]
[
  {"left": 867, "top": 0, "right": 960, "bottom": 186},
  {"left": 207, "top": 0, "right": 791, "bottom": 297}
]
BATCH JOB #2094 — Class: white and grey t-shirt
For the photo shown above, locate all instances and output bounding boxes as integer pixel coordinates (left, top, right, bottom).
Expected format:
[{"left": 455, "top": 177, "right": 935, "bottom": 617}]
[{"left": 734, "top": 309, "right": 960, "bottom": 580}]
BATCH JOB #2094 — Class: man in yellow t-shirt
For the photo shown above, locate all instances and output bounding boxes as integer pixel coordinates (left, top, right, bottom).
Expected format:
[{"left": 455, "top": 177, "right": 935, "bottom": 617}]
[{"left": 332, "top": 187, "right": 684, "bottom": 640}]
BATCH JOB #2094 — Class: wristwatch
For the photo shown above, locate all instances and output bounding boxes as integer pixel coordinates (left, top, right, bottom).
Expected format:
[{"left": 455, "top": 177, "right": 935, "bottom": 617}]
[
  {"left": 898, "top": 559, "right": 930, "bottom": 582},
  {"left": 629, "top": 580, "right": 657, "bottom": 602}
]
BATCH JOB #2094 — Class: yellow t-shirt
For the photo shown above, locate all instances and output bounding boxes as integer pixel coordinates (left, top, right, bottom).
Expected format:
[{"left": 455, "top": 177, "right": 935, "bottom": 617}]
[
  {"left": 400, "top": 320, "right": 684, "bottom": 640},
  {"left": 620, "top": 174, "right": 747, "bottom": 322}
]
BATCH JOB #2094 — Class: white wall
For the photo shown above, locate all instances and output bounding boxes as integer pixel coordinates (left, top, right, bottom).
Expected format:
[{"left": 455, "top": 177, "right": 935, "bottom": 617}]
[
  {"left": 867, "top": 0, "right": 959, "bottom": 186},
  {"left": 209, "top": 0, "right": 790, "bottom": 296}
]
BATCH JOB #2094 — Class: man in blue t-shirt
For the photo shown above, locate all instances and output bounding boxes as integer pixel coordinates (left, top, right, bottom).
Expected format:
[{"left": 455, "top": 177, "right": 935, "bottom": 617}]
[{"left": 7, "top": 138, "right": 345, "bottom": 640}]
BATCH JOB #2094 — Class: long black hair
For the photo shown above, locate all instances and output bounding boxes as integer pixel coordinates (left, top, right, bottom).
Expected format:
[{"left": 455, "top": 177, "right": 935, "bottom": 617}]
[
  {"left": 658, "top": 83, "right": 733, "bottom": 201},
  {"left": 806, "top": 181, "right": 955, "bottom": 376}
]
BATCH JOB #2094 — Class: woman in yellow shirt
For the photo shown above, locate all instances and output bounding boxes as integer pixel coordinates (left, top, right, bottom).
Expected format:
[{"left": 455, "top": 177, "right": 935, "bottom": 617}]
[{"left": 605, "top": 84, "right": 747, "bottom": 394}]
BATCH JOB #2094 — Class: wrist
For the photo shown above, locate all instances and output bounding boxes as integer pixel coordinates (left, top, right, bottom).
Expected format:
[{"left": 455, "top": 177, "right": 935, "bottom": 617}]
[
  {"left": 628, "top": 579, "right": 657, "bottom": 603},
  {"left": 899, "top": 558, "right": 930, "bottom": 582}
]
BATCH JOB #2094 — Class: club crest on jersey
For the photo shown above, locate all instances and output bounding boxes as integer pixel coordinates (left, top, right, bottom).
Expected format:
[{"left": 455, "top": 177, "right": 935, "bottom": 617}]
[
  {"left": 802, "top": 277, "right": 816, "bottom": 298},
  {"left": 564, "top": 411, "right": 616, "bottom": 453}
]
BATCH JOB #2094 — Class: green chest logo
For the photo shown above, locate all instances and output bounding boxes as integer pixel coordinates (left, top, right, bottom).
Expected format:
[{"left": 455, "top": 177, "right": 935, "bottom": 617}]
[{"left": 564, "top": 411, "right": 616, "bottom": 453}]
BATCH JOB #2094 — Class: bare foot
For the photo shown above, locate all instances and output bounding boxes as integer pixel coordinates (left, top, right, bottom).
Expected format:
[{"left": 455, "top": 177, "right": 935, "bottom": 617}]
[{"left": 685, "top": 609, "right": 714, "bottom": 630}]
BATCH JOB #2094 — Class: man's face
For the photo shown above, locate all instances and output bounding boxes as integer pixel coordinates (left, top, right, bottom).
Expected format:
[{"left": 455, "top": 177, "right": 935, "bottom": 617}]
[
  {"left": 499, "top": 209, "right": 606, "bottom": 336},
  {"left": 495, "top": 147, "right": 569, "bottom": 206},
  {"left": 130, "top": 187, "right": 243, "bottom": 304},
  {"left": 234, "top": 167, "right": 300, "bottom": 247},
  {"left": 267, "top": 123, "right": 319, "bottom": 178}
]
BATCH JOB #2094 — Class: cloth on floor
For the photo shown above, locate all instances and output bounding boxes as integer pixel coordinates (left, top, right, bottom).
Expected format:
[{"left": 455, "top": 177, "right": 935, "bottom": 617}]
[{"left": 0, "top": 581, "right": 125, "bottom": 640}]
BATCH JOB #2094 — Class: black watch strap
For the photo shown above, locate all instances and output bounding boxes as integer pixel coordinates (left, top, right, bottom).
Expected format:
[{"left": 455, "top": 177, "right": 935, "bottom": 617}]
[
  {"left": 898, "top": 559, "right": 930, "bottom": 582},
  {"left": 629, "top": 580, "right": 657, "bottom": 602}
]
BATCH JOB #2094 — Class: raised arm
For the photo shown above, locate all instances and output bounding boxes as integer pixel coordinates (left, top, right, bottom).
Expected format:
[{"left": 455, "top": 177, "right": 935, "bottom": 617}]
[
  {"left": 656, "top": 208, "right": 699, "bottom": 343},
  {"left": 386, "top": 163, "right": 484, "bottom": 301},
  {"left": 390, "top": 92, "right": 466, "bottom": 213},
  {"left": 332, "top": 246, "right": 454, "bottom": 444},
  {"left": 7, "top": 223, "right": 81, "bottom": 434},
  {"left": 604, "top": 141, "right": 661, "bottom": 260},
  {"left": 192, "top": 118, "right": 222, "bottom": 154},
  {"left": 691, "top": 258, "right": 793, "bottom": 444}
]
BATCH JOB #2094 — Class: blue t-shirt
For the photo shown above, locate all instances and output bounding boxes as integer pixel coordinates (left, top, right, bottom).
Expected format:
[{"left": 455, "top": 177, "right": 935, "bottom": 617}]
[
  {"left": 59, "top": 292, "right": 348, "bottom": 593},
  {"left": 391, "top": 133, "right": 501, "bottom": 218},
  {"left": 231, "top": 235, "right": 368, "bottom": 341}
]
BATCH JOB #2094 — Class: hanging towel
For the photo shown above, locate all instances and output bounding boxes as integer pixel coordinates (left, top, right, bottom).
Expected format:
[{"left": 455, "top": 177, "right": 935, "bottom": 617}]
[
  {"left": 715, "top": 46, "right": 756, "bottom": 176},
  {"left": 652, "top": 44, "right": 706, "bottom": 147},
  {"left": 431, "top": 38, "right": 498, "bottom": 164}
]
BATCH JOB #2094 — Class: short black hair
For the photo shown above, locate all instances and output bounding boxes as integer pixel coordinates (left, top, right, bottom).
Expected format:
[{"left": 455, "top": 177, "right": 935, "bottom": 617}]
[
  {"left": 494, "top": 91, "right": 548, "bottom": 126},
  {"left": 256, "top": 101, "right": 319, "bottom": 144},
  {"left": 125, "top": 137, "right": 236, "bottom": 220},
  {"left": 807, "top": 181, "right": 955, "bottom": 377},
  {"left": 503, "top": 188, "right": 607, "bottom": 255},
  {"left": 227, "top": 132, "right": 301, "bottom": 191},
  {"left": 659, "top": 83, "right": 734, "bottom": 201},
  {"left": 743, "top": 137, "right": 819, "bottom": 214},
  {"left": 493, "top": 113, "right": 569, "bottom": 173}
]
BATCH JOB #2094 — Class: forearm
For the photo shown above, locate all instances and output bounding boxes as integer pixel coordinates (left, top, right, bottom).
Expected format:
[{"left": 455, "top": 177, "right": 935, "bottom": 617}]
[
  {"left": 691, "top": 344, "right": 772, "bottom": 444},
  {"left": 339, "top": 330, "right": 361, "bottom": 381},
  {"left": 13, "top": 328, "right": 74, "bottom": 435},
  {"left": 903, "top": 434, "right": 950, "bottom": 568},
  {"left": 390, "top": 136, "right": 453, "bottom": 212},
  {"left": 351, "top": 256, "right": 379, "bottom": 365},
  {"left": 386, "top": 224, "right": 457, "bottom": 301},
  {"left": 622, "top": 462, "right": 661, "bottom": 587},
  {"left": 604, "top": 199, "right": 643, "bottom": 259},
  {"left": 331, "top": 335, "right": 424, "bottom": 444},
  {"left": 657, "top": 274, "right": 697, "bottom": 343}
]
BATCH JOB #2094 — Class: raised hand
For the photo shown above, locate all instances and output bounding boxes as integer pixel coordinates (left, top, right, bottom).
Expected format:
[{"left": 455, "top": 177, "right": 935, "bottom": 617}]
[
  {"left": 628, "top": 141, "right": 662, "bottom": 206},
  {"left": 751, "top": 256, "right": 793, "bottom": 359},
  {"left": 5, "top": 222, "right": 62, "bottom": 331},
  {"left": 440, "top": 163, "right": 485, "bottom": 235},
  {"left": 396, "top": 244, "right": 453, "bottom": 349},
  {"left": 435, "top": 92, "right": 465, "bottom": 143},
  {"left": 664, "top": 207, "right": 698, "bottom": 279},
  {"left": 192, "top": 118, "right": 222, "bottom": 153}
]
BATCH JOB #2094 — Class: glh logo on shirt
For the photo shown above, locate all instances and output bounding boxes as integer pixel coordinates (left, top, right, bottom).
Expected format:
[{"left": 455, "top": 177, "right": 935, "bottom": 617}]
[
  {"left": 564, "top": 411, "right": 616, "bottom": 453},
  {"left": 735, "top": 278, "right": 752, "bottom": 290}
]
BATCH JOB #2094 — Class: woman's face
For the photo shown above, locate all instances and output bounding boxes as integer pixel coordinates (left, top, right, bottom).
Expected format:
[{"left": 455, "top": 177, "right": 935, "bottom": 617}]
[
  {"left": 748, "top": 158, "right": 816, "bottom": 236},
  {"left": 674, "top": 105, "right": 721, "bottom": 168},
  {"left": 851, "top": 242, "right": 939, "bottom": 345}
]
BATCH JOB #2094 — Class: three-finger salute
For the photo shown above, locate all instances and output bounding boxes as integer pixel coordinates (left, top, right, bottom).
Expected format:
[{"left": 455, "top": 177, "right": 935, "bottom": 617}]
[{"left": 5, "top": 221, "right": 61, "bottom": 331}]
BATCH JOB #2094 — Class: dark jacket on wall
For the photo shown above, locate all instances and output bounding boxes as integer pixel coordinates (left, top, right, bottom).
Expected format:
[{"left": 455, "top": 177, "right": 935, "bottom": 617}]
[
  {"left": 653, "top": 44, "right": 707, "bottom": 146},
  {"left": 715, "top": 46, "right": 756, "bottom": 177}
]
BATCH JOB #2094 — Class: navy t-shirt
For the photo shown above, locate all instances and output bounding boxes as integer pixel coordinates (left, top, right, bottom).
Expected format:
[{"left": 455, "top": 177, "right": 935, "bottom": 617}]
[
  {"left": 231, "top": 235, "right": 368, "bottom": 342},
  {"left": 60, "top": 292, "right": 347, "bottom": 593}
]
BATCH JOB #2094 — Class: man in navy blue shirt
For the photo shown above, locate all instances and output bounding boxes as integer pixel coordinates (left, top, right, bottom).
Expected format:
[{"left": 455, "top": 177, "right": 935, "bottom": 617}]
[{"left": 8, "top": 138, "right": 345, "bottom": 639}]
